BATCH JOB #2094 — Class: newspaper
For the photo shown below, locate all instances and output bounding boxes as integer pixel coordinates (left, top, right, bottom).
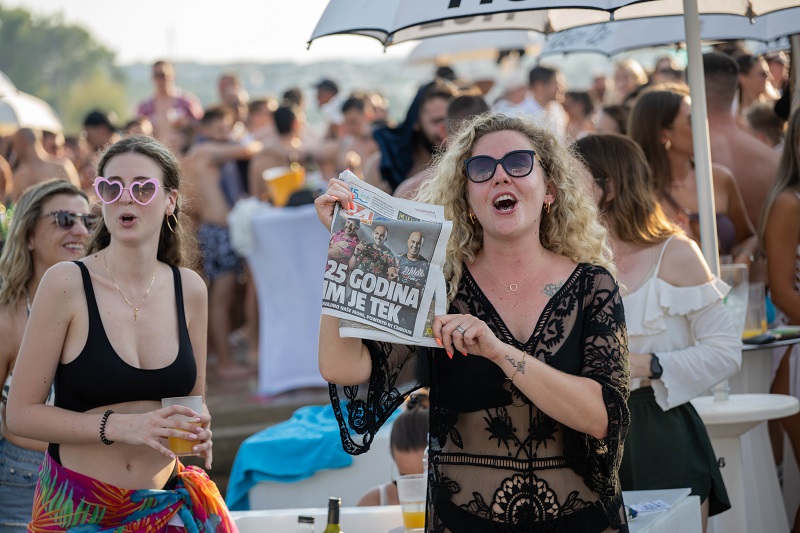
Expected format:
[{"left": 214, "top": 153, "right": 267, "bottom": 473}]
[{"left": 322, "top": 170, "right": 452, "bottom": 347}]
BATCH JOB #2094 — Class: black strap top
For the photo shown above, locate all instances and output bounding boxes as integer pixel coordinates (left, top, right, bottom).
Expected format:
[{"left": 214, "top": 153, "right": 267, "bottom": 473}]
[{"left": 53, "top": 261, "right": 197, "bottom": 413}]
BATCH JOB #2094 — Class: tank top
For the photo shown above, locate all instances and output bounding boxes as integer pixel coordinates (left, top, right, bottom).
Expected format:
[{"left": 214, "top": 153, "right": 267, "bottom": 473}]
[{"left": 53, "top": 261, "right": 197, "bottom": 413}]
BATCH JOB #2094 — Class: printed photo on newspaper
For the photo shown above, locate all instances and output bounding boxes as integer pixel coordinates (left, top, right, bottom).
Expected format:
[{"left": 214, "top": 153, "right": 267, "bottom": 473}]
[{"left": 321, "top": 170, "right": 452, "bottom": 347}]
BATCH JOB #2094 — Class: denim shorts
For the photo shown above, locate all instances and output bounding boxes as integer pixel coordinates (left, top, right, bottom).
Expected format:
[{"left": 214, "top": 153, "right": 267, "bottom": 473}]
[{"left": 0, "top": 437, "right": 44, "bottom": 531}]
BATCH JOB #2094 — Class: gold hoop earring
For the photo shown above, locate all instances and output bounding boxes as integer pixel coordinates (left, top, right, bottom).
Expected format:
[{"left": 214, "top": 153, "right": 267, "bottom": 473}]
[
  {"left": 544, "top": 201, "right": 551, "bottom": 214},
  {"left": 664, "top": 139, "right": 672, "bottom": 151},
  {"left": 468, "top": 212, "right": 476, "bottom": 225},
  {"left": 166, "top": 213, "right": 177, "bottom": 233}
]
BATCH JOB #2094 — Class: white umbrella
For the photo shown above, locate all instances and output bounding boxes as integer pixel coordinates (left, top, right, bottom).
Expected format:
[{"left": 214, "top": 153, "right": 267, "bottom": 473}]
[
  {"left": 0, "top": 71, "right": 17, "bottom": 98},
  {"left": 407, "top": 30, "right": 542, "bottom": 64},
  {"left": 540, "top": 8, "right": 800, "bottom": 56},
  {"left": 0, "top": 91, "right": 64, "bottom": 137},
  {"left": 311, "top": 0, "right": 800, "bottom": 273}
]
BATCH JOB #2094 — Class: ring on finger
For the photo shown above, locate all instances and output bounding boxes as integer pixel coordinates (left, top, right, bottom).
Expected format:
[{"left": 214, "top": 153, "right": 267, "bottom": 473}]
[{"left": 456, "top": 325, "right": 467, "bottom": 335}]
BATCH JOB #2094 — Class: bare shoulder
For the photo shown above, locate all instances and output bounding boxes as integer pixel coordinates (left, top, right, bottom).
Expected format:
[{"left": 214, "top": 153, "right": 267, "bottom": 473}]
[
  {"left": 711, "top": 163, "right": 735, "bottom": 184},
  {"left": 40, "top": 260, "right": 84, "bottom": 295},
  {"left": 178, "top": 267, "right": 207, "bottom": 300},
  {"left": 356, "top": 486, "right": 382, "bottom": 507},
  {"left": 768, "top": 190, "right": 800, "bottom": 224},
  {"left": 657, "top": 234, "right": 712, "bottom": 287}
]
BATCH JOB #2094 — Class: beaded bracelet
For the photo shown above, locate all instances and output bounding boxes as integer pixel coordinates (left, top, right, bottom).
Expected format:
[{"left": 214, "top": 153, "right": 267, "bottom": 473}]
[{"left": 99, "top": 409, "right": 114, "bottom": 445}]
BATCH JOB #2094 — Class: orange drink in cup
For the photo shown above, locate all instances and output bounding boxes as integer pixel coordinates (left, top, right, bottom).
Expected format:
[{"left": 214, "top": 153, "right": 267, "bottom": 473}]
[
  {"left": 161, "top": 395, "right": 203, "bottom": 456},
  {"left": 263, "top": 163, "right": 306, "bottom": 207},
  {"left": 397, "top": 474, "right": 426, "bottom": 532}
]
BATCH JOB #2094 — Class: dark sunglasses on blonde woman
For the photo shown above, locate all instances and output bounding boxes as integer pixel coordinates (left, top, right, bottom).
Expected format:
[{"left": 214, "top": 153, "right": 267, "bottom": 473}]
[
  {"left": 94, "top": 177, "right": 172, "bottom": 206},
  {"left": 464, "top": 150, "right": 537, "bottom": 183},
  {"left": 41, "top": 210, "right": 99, "bottom": 230}
]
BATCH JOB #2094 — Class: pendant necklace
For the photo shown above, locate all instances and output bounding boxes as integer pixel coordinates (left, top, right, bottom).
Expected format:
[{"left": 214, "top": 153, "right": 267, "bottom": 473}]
[
  {"left": 483, "top": 249, "right": 546, "bottom": 293},
  {"left": 103, "top": 254, "right": 157, "bottom": 321}
]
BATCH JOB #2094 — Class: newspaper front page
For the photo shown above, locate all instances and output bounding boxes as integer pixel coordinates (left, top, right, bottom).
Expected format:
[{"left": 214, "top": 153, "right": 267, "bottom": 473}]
[{"left": 322, "top": 170, "right": 452, "bottom": 347}]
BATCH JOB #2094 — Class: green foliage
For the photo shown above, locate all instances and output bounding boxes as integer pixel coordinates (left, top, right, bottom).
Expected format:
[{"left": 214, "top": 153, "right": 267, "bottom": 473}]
[
  {"left": 0, "top": 3, "right": 126, "bottom": 132},
  {"left": 61, "top": 70, "right": 129, "bottom": 133}
]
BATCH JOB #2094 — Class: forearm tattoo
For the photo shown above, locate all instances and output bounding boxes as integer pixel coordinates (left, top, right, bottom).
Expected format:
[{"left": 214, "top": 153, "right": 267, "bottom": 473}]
[
  {"left": 505, "top": 353, "right": 526, "bottom": 375},
  {"left": 542, "top": 281, "right": 564, "bottom": 297}
]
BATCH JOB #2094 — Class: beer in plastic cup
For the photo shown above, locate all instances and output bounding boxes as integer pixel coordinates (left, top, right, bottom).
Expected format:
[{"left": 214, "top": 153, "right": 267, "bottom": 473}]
[
  {"left": 161, "top": 395, "right": 203, "bottom": 456},
  {"left": 263, "top": 163, "right": 306, "bottom": 207},
  {"left": 396, "top": 474, "right": 426, "bottom": 532}
]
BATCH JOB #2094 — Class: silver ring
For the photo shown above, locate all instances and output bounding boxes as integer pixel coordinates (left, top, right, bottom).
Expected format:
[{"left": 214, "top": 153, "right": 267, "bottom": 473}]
[{"left": 456, "top": 325, "right": 467, "bottom": 335}]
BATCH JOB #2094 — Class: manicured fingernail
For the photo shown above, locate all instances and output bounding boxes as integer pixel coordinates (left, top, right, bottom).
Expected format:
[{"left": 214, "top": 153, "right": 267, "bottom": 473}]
[
  {"left": 189, "top": 434, "right": 197, "bottom": 439},
  {"left": 170, "top": 453, "right": 176, "bottom": 459},
  {"left": 194, "top": 417, "right": 202, "bottom": 422},
  {"left": 193, "top": 446, "right": 199, "bottom": 452},
  {"left": 447, "top": 351, "right": 453, "bottom": 359},
  {"left": 435, "top": 338, "right": 442, "bottom": 346},
  {"left": 461, "top": 351, "right": 468, "bottom": 357}
]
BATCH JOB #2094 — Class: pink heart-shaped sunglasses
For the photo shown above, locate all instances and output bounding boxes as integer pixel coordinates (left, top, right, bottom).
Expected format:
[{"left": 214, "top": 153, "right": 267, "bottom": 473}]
[{"left": 94, "top": 177, "right": 171, "bottom": 206}]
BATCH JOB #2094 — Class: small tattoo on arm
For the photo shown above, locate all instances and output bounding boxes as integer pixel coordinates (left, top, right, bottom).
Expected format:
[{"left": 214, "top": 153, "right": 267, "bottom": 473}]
[
  {"left": 542, "top": 281, "right": 564, "bottom": 297},
  {"left": 504, "top": 354, "right": 526, "bottom": 374}
]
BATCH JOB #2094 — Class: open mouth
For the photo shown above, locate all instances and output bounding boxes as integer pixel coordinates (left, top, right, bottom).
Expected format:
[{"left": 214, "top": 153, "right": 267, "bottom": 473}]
[
  {"left": 64, "top": 243, "right": 83, "bottom": 252},
  {"left": 120, "top": 214, "right": 137, "bottom": 223},
  {"left": 493, "top": 194, "right": 517, "bottom": 212}
]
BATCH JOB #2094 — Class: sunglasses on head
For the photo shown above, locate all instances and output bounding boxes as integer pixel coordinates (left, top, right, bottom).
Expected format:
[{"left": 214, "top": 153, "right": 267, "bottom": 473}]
[
  {"left": 464, "top": 150, "right": 537, "bottom": 183},
  {"left": 41, "top": 210, "right": 99, "bottom": 230},
  {"left": 94, "top": 177, "right": 170, "bottom": 205}
]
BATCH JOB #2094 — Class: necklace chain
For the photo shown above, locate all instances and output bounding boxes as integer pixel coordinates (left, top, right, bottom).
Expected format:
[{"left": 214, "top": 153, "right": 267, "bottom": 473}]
[
  {"left": 102, "top": 254, "right": 157, "bottom": 321},
  {"left": 483, "top": 249, "right": 546, "bottom": 293}
]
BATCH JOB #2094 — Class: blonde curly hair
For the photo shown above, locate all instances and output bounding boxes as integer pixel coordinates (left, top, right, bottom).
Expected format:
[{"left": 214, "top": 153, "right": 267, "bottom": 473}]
[{"left": 415, "top": 114, "right": 614, "bottom": 303}]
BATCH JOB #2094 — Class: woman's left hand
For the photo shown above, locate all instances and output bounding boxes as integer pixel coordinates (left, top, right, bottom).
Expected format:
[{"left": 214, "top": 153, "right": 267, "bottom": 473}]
[
  {"left": 196, "top": 416, "right": 213, "bottom": 470},
  {"left": 434, "top": 313, "right": 504, "bottom": 362}
]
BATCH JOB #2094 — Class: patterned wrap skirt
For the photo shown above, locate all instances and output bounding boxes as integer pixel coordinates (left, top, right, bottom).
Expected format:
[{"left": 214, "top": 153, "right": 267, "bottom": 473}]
[{"left": 28, "top": 452, "right": 238, "bottom": 532}]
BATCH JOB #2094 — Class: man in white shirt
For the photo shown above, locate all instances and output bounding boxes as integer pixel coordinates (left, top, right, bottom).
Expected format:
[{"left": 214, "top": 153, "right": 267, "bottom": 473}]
[{"left": 493, "top": 65, "right": 568, "bottom": 139}]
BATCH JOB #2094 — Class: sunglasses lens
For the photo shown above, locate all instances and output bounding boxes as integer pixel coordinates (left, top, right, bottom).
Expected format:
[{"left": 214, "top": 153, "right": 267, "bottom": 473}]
[
  {"left": 466, "top": 157, "right": 496, "bottom": 183},
  {"left": 97, "top": 180, "right": 120, "bottom": 203},
  {"left": 132, "top": 181, "right": 157, "bottom": 204},
  {"left": 55, "top": 212, "right": 76, "bottom": 229},
  {"left": 84, "top": 215, "right": 99, "bottom": 229},
  {"left": 503, "top": 152, "right": 534, "bottom": 177}
]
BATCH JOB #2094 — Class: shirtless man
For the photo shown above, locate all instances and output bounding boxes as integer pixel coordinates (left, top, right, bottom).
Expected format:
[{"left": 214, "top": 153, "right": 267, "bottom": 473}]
[
  {"left": 248, "top": 106, "right": 307, "bottom": 201},
  {"left": 185, "top": 106, "right": 261, "bottom": 380},
  {"left": 364, "top": 79, "right": 457, "bottom": 194},
  {"left": 337, "top": 95, "right": 378, "bottom": 178},
  {"left": 136, "top": 60, "right": 203, "bottom": 147},
  {"left": 10, "top": 128, "right": 80, "bottom": 202},
  {"left": 703, "top": 52, "right": 780, "bottom": 230}
]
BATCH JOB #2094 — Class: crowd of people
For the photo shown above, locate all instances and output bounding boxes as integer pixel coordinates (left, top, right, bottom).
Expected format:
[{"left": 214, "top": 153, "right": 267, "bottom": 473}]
[{"left": 0, "top": 39, "right": 796, "bottom": 531}]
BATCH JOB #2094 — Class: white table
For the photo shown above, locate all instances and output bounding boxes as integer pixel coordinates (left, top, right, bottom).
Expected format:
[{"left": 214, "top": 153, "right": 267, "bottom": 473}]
[
  {"left": 232, "top": 489, "right": 700, "bottom": 532},
  {"left": 692, "top": 393, "right": 800, "bottom": 533},
  {"left": 247, "top": 204, "right": 331, "bottom": 396},
  {"left": 730, "top": 337, "right": 800, "bottom": 394}
]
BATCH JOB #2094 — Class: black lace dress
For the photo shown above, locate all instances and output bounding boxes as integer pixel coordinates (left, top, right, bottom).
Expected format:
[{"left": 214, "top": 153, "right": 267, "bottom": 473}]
[{"left": 329, "top": 264, "right": 630, "bottom": 532}]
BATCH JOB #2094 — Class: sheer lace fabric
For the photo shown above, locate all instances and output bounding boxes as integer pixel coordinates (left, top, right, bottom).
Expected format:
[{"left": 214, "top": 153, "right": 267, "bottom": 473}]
[{"left": 329, "top": 264, "right": 630, "bottom": 532}]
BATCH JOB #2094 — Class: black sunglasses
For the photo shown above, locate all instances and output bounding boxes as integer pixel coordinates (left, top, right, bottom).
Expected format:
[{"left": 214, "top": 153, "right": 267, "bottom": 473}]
[
  {"left": 464, "top": 150, "right": 537, "bottom": 183},
  {"left": 41, "top": 210, "right": 99, "bottom": 230}
]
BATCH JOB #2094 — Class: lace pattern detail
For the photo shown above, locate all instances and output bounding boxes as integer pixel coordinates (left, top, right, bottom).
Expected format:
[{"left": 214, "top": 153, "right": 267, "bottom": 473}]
[{"left": 329, "top": 264, "right": 630, "bottom": 531}]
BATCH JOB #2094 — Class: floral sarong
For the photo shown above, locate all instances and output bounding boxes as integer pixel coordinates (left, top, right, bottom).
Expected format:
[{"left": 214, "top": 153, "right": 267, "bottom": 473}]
[{"left": 28, "top": 453, "right": 238, "bottom": 532}]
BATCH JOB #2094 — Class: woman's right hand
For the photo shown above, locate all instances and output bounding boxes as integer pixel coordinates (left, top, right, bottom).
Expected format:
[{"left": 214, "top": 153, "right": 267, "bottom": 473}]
[
  {"left": 107, "top": 405, "right": 211, "bottom": 459},
  {"left": 315, "top": 178, "right": 354, "bottom": 232}
]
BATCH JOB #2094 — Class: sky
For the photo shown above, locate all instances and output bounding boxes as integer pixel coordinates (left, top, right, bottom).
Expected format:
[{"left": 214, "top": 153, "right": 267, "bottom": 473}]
[{"left": 4, "top": 0, "right": 416, "bottom": 64}]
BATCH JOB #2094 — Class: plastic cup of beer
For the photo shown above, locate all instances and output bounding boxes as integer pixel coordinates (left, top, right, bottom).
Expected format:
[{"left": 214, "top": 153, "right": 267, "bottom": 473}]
[
  {"left": 263, "top": 163, "right": 306, "bottom": 207},
  {"left": 161, "top": 395, "right": 203, "bottom": 456},
  {"left": 396, "top": 474, "right": 426, "bottom": 532},
  {"left": 743, "top": 282, "right": 768, "bottom": 339}
]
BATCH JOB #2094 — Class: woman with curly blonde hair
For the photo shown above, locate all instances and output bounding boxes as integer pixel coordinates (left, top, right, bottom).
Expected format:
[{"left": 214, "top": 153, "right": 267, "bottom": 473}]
[{"left": 316, "top": 113, "right": 630, "bottom": 532}]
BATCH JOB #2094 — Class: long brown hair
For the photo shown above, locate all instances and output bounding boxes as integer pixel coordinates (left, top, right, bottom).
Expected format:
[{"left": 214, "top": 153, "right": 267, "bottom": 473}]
[
  {"left": 628, "top": 84, "right": 690, "bottom": 195},
  {"left": 0, "top": 179, "right": 89, "bottom": 307},
  {"left": 573, "top": 134, "right": 680, "bottom": 246},
  {"left": 85, "top": 135, "right": 198, "bottom": 269}
]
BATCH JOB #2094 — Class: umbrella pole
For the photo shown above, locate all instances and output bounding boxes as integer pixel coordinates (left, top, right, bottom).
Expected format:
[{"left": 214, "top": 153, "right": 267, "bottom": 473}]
[
  {"left": 682, "top": 0, "right": 720, "bottom": 276},
  {"left": 683, "top": 0, "right": 729, "bottom": 402}
]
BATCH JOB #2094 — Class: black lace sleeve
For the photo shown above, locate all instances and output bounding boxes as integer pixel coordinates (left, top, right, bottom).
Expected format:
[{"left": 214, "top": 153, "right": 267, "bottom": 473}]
[
  {"left": 329, "top": 340, "right": 430, "bottom": 455},
  {"left": 563, "top": 266, "right": 630, "bottom": 497}
]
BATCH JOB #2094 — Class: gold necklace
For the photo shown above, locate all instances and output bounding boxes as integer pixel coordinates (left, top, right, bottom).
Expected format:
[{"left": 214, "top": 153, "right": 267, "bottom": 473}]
[
  {"left": 483, "top": 249, "right": 546, "bottom": 293},
  {"left": 103, "top": 254, "right": 157, "bottom": 321}
]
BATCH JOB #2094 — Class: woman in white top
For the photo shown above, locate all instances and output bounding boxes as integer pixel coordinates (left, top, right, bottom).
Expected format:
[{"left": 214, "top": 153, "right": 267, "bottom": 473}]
[
  {"left": 574, "top": 134, "right": 741, "bottom": 532},
  {"left": 760, "top": 106, "right": 800, "bottom": 532}
]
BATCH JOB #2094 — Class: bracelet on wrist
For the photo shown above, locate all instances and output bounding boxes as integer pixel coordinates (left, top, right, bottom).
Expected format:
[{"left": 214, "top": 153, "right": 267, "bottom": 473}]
[{"left": 99, "top": 409, "right": 114, "bottom": 445}]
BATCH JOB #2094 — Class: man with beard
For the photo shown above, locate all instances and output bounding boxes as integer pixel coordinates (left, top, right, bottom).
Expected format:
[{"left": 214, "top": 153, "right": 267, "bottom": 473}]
[
  {"left": 349, "top": 224, "right": 398, "bottom": 281},
  {"left": 364, "top": 79, "right": 457, "bottom": 194},
  {"left": 397, "top": 231, "right": 429, "bottom": 290},
  {"left": 329, "top": 215, "right": 361, "bottom": 262}
]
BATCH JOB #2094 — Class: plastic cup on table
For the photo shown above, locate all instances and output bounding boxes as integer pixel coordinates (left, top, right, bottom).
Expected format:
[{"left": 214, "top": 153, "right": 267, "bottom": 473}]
[
  {"left": 743, "top": 282, "right": 767, "bottom": 339},
  {"left": 396, "top": 474, "right": 426, "bottom": 532},
  {"left": 263, "top": 163, "right": 306, "bottom": 207},
  {"left": 161, "top": 395, "right": 203, "bottom": 456}
]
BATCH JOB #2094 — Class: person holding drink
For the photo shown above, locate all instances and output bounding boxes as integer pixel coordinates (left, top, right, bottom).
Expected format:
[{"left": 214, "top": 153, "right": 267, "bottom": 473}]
[
  {"left": 315, "top": 114, "right": 630, "bottom": 532},
  {"left": 6, "top": 136, "right": 237, "bottom": 531}
]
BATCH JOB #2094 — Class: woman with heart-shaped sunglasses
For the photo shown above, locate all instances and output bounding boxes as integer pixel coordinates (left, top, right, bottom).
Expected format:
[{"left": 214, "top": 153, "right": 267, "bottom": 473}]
[{"left": 6, "top": 135, "right": 238, "bottom": 531}]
